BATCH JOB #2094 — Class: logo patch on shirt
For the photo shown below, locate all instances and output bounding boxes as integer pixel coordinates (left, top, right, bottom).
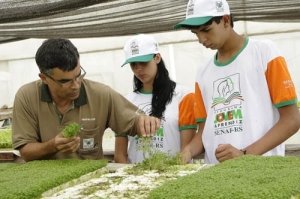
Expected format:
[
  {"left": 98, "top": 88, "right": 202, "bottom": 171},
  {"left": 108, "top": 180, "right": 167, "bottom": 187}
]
[
  {"left": 212, "top": 73, "right": 244, "bottom": 108},
  {"left": 212, "top": 73, "right": 244, "bottom": 136}
]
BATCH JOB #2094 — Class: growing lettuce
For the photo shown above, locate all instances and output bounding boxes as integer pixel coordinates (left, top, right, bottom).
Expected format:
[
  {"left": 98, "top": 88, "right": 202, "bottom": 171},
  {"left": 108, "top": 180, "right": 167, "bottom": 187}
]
[
  {"left": 0, "top": 159, "right": 107, "bottom": 199},
  {"left": 149, "top": 156, "right": 300, "bottom": 199},
  {"left": 0, "top": 128, "right": 12, "bottom": 148},
  {"left": 62, "top": 122, "right": 80, "bottom": 138}
]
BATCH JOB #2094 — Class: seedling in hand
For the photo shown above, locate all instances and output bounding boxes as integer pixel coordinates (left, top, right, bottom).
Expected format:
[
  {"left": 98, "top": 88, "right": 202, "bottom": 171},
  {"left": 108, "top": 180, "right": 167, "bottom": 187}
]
[{"left": 62, "top": 123, "right": 81, "bottom": 138}]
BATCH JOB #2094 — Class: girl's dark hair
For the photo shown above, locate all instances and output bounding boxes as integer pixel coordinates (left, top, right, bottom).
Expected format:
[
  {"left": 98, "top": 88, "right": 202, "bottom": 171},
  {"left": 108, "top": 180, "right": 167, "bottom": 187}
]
[{"left": 133, "top": 56, "right": 176, "bottom": 118}]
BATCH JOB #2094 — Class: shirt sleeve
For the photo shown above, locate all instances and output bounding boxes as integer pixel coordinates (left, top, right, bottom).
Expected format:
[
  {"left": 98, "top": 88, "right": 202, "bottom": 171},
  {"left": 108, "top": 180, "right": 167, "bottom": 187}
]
[
  {"left": 194, "top": 82, "right": 207, "bottom": 123},
  {"left": 107, "top": 88, "right": 140, "bottom": 136},
  {"left": 178, "top": 92, "right": 197, "bottom": 131},
  {"left": 12, "top": 88, "right": 39, "bottom": 149},
  {"left": 265, "top": 56, "right": 298, "bottom": 108}
]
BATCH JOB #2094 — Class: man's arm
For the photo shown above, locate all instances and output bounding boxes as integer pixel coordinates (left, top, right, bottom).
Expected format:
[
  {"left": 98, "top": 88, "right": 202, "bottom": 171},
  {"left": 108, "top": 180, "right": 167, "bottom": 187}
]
[
  {"left": 114, "top": 136, "right": 129, "bottom": 163},
  {"left": 215, "top": 104, "right": 300, "bottom": 162},
  {"left": 20, "top": 134, "right": 80, "bottom": 161}
]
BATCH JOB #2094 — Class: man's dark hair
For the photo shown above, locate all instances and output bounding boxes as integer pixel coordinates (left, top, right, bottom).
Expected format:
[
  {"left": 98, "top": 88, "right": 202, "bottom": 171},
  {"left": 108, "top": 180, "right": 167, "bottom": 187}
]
[
  {"left": 35, "top": 38, "right": 79, "bottom": 73},
  {"left": 133, "top": 56, "right": 176, "bottom": 119}
]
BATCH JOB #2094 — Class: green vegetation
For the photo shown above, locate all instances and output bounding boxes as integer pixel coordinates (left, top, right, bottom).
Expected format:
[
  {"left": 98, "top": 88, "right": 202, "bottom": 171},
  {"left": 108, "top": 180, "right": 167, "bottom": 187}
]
[
  {"left": 297, "top": 101, "right": 300, "bottom": 108},
  {"left": 138, "top": 136, "right": 153, "bottom": 158},
  {"left": 62, "top": 122, "right": 81, "bottom": 138},
  {"left": 148, "top": 156, "right": 300, "bottom": 199},
  {"left": 0, "top": 159, "right": 107, "bottom": 199},
  {"left": 126, "top": 152, "right": 183, "bottom": 174},
  {"left": 0, "top": 128, "right": 12, "bottom": 148}
]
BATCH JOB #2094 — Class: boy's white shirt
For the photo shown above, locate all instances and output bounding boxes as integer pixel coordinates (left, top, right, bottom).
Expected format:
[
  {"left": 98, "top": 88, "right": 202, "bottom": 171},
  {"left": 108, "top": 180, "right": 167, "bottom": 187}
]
[{"left": 195, "top": 38, "right": 296, "bottom": 164}]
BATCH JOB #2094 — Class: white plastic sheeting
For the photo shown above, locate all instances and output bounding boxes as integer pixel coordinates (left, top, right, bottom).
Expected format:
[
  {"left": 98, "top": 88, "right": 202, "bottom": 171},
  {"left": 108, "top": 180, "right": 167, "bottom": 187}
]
[{"left": 0, "top": 0, "right": 300, "bottom": 43}]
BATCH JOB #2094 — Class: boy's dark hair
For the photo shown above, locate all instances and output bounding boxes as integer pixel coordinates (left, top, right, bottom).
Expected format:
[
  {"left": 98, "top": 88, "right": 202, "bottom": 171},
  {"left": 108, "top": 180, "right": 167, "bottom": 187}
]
[
  {"left": 133, "top": 56, "right": 176, "bottom": 119},
  {"left": 35, "top": 38, "right": 79, "bottom": 73}
]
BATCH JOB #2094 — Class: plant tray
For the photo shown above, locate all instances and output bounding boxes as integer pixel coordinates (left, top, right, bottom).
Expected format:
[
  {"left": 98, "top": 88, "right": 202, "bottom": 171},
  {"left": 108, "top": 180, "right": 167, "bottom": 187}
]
[{"left": 0, "top": 150, "right": 20, "bottom": 161}]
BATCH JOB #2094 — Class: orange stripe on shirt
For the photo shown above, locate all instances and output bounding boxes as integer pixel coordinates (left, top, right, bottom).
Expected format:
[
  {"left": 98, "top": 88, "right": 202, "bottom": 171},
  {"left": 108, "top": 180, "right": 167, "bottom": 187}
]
[
  {"left": 265, "top": 56, "right": 297, "bottom": 107},
  {"left": 195, "top": 82, "right": 207, "bottom": 122}
]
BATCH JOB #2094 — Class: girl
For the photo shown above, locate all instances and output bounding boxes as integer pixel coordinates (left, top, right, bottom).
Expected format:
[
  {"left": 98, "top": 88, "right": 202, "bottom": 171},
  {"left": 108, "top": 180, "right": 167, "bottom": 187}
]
[{"left": 114, "top": 34, "right": 196, "bottom": 163}]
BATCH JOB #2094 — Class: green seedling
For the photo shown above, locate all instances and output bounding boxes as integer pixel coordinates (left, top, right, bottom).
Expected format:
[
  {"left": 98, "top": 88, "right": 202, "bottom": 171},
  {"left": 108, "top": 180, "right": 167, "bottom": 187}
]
[
  {"left": 0, "top": 159, "right": 107, "bottom": 199},
  {"left": 138, "top": 136, "right": 153, "bottom": 159},
  {"left": 0, "top": 128, "right": 12, "bottom": 148},
  {"left": 62, "top": 122, "right": 81, "bottom": 138},
  {"left": 138, "top": 152, "right": 182, "bottom": 172},
  {"left": 126, "top": 152, "right": 183, "bottom": 175},
  {"left": 149, "top": 156, "right": 300, "bottom": 199}
]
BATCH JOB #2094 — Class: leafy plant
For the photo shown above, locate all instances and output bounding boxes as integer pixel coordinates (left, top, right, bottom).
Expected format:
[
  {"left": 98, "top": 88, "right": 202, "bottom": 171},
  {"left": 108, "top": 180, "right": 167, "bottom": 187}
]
[
  {"left": 126, "top": 152, "right": 182, "bottom": 174},
  {"left": 0, "top": 159, "right": 107, "bottom": 199},
  {"left": 62, "top": 122, "right": 81, "bottom": 138},
  {"left": 149, "top": 156, "right": 300, "bottom": 199},
  {"left": 0, "top": 128, "right": 12, "bottom": 148},
  {"left": 138, "top": 136, "right": 153, "bottom": 159}
]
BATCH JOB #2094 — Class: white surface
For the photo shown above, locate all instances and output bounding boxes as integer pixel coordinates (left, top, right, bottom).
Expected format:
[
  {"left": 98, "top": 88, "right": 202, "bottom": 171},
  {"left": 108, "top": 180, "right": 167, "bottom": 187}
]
[
  {"left": 103, "top": 129, "right": 115, "bottom": 151},
  {"left": 42, "top": 163, "right": 208, "bottom": 199}
]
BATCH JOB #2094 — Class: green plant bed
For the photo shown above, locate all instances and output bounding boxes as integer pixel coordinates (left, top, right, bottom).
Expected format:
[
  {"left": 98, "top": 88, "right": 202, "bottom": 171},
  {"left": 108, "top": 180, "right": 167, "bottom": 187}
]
[
  {"left": 0, "top": 159, "right": 107, "bottom": 199},
  {"left": 148, "top": 156, "right": 300, "bottom": 199},
  {"left": 0, "top": 128, "right": 12, "bottom": 148},
  {"left": 126, "top": 152, "right": 182, "bottom": 175}
]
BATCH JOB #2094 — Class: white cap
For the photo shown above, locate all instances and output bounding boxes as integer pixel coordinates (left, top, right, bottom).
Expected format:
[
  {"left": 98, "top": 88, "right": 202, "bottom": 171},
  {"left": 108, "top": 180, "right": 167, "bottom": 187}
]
[
  {"left": 175, "top": 0, "right": 230, "bottom": 29},
  {"left": 121, "top": 34, "right": 159, "bottom": 67}
]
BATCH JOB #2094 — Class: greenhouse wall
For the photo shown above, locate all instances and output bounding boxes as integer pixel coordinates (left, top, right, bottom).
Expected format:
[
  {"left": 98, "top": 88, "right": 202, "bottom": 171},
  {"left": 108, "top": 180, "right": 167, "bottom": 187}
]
[{"left": 0, "top": 21, "right": 299, "bottom": 144}]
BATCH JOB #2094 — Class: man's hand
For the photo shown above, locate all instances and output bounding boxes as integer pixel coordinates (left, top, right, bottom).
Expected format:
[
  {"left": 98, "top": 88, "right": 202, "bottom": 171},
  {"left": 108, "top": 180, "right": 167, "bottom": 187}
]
[
  {"left": 215, "top": 144, "right": 244, "bottom": 162},
  {"left": 137, "top": 115, "right": 160, "bottom": 137},
  {"left": 54, "top": 133, "right": 80, "bottom": 153}
]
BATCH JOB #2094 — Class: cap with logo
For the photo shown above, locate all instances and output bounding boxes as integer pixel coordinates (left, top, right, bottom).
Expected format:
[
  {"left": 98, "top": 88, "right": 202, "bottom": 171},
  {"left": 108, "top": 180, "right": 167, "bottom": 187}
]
[
  {"left": 121, "top": 34, "right": 159, "bottom": 67},
  {"left": 174, "top": 0, "right": 230, "bottom": 29}
]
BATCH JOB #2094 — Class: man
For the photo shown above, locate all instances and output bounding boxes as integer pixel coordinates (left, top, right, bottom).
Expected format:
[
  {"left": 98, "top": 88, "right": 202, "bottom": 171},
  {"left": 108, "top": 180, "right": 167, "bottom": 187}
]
[
  {"left": 12, "top": 38, "right": 160, "bottom": 161},
  {"left": 175, "top": 0, "right": 300, "bottom": 163}
]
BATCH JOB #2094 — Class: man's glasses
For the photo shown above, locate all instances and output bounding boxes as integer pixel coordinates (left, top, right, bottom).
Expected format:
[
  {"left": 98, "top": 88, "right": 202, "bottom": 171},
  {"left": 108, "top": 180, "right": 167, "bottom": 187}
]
[{"left": 43, "top": 66, "right": 86, "bottom": 87}]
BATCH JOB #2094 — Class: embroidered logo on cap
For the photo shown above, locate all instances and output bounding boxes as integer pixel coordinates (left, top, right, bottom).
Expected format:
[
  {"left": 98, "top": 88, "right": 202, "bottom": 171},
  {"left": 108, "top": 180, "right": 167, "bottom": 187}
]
[
  {"left": 187, "top": 0, "right": 195, "bottom": 16},
  {"left": 130, "top": 40, "right": 139, "bottom": 56},
  {"left": 154, "top": 43, "right": 158, "bottom": 51},
  {"left": 216, "top": 1, "right": 225, "bottom": 12}
]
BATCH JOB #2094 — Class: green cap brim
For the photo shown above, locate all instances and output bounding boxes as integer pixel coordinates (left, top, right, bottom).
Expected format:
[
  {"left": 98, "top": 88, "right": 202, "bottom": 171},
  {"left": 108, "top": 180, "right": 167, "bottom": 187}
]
[
  {"left": 121, "top": 54, "right": 154, "bottom": 67},
  {"left": 174, "top": 16, "right": 213, "bottom": 29}
]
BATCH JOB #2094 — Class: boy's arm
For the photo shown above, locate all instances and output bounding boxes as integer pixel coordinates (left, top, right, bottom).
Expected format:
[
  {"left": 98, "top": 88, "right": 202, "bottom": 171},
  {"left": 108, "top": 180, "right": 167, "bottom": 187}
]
[
  {"left": 181, "top": 122, "right": 205, "bottom": 163},
  {"left": 216, "top": 104, "right": 300, "bottom": 162},
  {"left": 245, "top": 104, "right": 300, "bottom": 155},
  {"left": 180, "top": 129, "right": 196, "bottom": 151}
]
